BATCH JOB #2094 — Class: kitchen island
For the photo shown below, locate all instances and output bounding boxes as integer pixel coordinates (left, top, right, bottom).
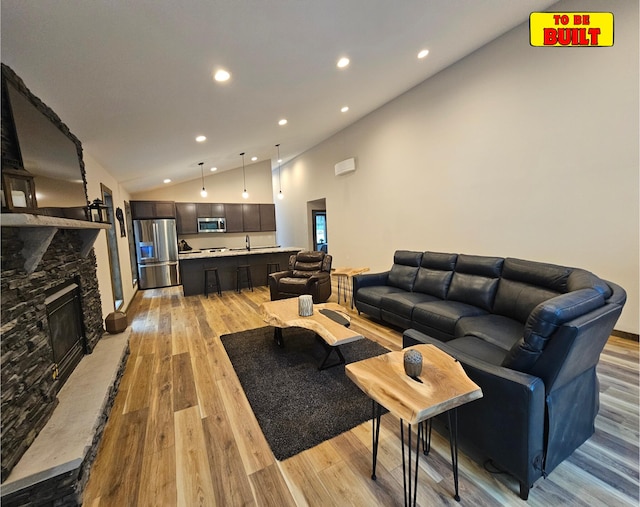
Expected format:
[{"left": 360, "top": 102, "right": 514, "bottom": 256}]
[{"left": 179, "top": 246, "right": 303, "bottom": 296}]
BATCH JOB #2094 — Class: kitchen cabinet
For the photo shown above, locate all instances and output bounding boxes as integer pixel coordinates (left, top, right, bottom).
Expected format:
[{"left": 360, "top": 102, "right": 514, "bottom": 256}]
[
  {"left": 176, "top": 202, "right": 197, "bottom": 234},
  {"left": 130, "top": 200, "right": 176, "bottom": 219},
  {"left": 259, "top": 204, "right": 276, "bottom": 231},
  {"left": 242, "top": 204, "right": 261, "bottom": 232},
  {"left": 173, "top": 201, "right": 275, "bottom": 234},
  {"left": 196, "top": 203, "right": 225, "bottom": 218},
  {"left": 225, "top": 203, "right": 243, "bottom": 233}
]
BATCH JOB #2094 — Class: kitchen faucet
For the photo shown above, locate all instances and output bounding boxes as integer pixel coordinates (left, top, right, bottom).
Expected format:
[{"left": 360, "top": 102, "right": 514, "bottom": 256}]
[{"left": 246, "top": 234, "right": 251, "bottom": 251}]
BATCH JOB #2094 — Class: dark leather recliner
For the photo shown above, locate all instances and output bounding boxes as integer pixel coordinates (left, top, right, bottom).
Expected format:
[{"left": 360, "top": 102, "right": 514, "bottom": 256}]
[{"left": 268, "top": 251, "right": 332, "bottom": 303}]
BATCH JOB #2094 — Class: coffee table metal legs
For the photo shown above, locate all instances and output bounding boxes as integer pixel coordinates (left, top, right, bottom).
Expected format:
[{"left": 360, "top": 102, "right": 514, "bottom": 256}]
[
  {"left": 273, "top": 327, "right": 284, "bottom": 347},
  {"left": 370, "top": 402, "right": 461, "bottom": 505},
  {"left": 317, "top": 338, "right": 346, "bottom": 370},
  {"left": 272, "top": 327, "right": 346, "bottom": 370}
]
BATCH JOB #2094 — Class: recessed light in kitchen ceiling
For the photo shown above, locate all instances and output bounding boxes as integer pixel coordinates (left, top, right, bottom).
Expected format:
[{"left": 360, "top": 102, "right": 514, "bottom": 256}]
[
  {"left": 163, "top": 179, "right": 171, "bottom": 184},
  {"left": 337, "top": 57, "right": 350, "bottom": 68},
  {"left": 195, "top": 135, "right": 206, "bottom": 142},
  {"left": 251, "top": 156, "right": 257, "bottom": 161},
  {"left": 341, "top": 106, "right": 349, "bottom": 113},
  {"left": 210, "top": 167, "right": 217, "bottom": 172},
  {"left": 418, "top": 49, "right": 429, "bottom": 59},
  {"left": 214, "top": 69, "right": 231, "bottom": 82},
  {"left": 278, "top": 119, "right": 288, "bottom": 126}
]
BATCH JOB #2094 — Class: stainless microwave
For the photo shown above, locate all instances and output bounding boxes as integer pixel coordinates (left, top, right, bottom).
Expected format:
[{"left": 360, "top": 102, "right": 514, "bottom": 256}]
[{"left": 197, "top": 217, "right": 226, "bottom": 233}]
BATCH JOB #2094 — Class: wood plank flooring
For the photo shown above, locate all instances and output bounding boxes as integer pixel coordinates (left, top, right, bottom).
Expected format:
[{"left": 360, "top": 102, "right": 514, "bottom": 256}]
[{"left": 83, "top": 285, "right": 639, "bottom": 506}]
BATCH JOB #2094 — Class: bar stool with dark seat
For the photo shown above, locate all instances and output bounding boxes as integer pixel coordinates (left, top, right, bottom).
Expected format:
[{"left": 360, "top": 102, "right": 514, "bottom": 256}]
[
  {"left": 266, "top": 262, "right": 280, "bottom": 284},
  {"left": 236, "top": 265, "right": 253, "bottom": 293},
  {"left": 204, "top": 267, "right": 221, "bottom": 297}
]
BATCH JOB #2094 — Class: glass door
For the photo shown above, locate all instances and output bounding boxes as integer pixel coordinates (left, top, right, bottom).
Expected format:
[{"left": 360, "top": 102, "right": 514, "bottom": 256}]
[{"left": 312, "top": 210, "right": 328, "bottom": 252}]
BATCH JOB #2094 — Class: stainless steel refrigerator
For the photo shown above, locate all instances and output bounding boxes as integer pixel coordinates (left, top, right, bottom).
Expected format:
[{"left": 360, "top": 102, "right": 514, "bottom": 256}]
[{"left": 133, "top": 218, "right": 180, "bottom": 289}]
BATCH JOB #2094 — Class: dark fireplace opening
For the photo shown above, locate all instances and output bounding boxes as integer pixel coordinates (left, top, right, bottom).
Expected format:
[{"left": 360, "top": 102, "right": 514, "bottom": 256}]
[{"left": 44, "top": 279, "right": 86, "bottom": 387}]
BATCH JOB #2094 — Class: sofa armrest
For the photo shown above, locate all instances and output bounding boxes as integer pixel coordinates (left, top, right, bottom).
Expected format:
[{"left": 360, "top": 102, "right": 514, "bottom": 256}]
[
  {"left": 403, "top": 328, "right": 546, "bottom": 491},
  {"left": 353, "top": 271, "right": 390, "bottom": 294}
]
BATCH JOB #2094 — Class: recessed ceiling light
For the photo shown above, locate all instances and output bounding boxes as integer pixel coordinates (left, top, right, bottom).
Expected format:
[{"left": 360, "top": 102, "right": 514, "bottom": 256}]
[
  {"left": 163, "top": 179, "right": 171, "bottom": 184},
  {"left": 214, "top": 69, "right": 231, "bottom": 82},
  {"left": 341, "top": 106, "right": 349, "bottom": 113},
  {"left": 210, "top": 167, "right": 217, "bottom": 172},
  {"left": 337, "top": 57, "right": 350, "bottom": 68},
  {"left": 195, "top": 135, "right": 206, "bottom": 142},
  {"left": 278, "top": 118, "right": 288, "bottom": 126},
  {"left": 278, "top": 158, "right": 282, "bottom": 163},
  {"left": 251, "top": 156, "right": 257, "bottom": 162},
  {"left": 418, "top": 49, "right": 429, "bottom": 59}
]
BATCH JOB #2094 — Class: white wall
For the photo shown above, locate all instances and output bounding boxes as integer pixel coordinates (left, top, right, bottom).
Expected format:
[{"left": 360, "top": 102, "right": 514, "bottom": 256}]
[
  {"left": 274, "top": 0, "right": 639, "bottom": 334},
  {"left": 83, "top": 152, "right": 137, "bottom": 321}
]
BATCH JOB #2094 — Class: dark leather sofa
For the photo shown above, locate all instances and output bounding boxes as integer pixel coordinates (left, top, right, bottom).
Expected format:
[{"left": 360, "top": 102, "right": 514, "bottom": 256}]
[
  {"left": 353, "top": 250, "right": 626, "bottom": 499},
  {"left": 268, "top": 250, "right": 332, "bottom": 303}
]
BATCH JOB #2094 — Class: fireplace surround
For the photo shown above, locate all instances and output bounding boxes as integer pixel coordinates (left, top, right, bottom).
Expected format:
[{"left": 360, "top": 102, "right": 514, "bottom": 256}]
[{"left": 1, "top": 64, "right": 113, "bottom": 500}]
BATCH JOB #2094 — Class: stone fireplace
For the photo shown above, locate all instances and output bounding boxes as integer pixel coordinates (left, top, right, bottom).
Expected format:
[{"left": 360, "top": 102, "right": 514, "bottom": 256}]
[
  {"left": 1, "top": 64, "right": 125, "bottom": 504},
  {"left": 0, "top": 226, "right": 104, "bottom": 481}
]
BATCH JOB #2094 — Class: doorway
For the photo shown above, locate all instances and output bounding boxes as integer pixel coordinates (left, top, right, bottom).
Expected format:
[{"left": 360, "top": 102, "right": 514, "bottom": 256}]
[
  {"left": 312, "top": 210, "right": 327, "bottom": 253},
  {"left": 101, "top": 184, "right": 124, "bottom": 310}
]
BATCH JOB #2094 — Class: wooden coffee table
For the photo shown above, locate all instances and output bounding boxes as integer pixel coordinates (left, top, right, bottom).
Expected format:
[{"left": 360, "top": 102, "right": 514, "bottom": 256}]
[
  {"left": 346, "top": 344, "right": 483, "bottom": 506},
  {"left": 258, "top": 299, "right": 364, "bottom": 370}
]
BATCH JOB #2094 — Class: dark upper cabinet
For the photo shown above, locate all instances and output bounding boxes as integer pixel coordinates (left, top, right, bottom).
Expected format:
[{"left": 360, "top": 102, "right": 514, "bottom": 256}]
[
  {"left": 259, "top": 204, "right": 276, "bottom": 231},
  {"left": 242, "top": 204, "right": 261, "bottom": 232},
  {"left": 225, "top": 203, "right": 243, "bottom": 233},
  {"left": 196, "top": 203, "right": 225, "bottom": 217},
  {"left": 176, "top": 202, "right": 197, "bottom": 234},
  {"left": 130, "top": 200, "right": 176, "bottom": 219}
]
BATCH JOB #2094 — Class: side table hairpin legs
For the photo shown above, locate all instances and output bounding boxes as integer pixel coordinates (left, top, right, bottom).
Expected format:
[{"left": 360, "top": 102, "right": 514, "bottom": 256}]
[{"left": 370, "top": 402, "right": 461, "bottom": 506}]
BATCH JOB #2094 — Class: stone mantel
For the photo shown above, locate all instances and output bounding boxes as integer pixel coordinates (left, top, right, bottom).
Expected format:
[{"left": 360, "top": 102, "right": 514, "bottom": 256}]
[{"left": 0, "top": 213, "right": 111, "bottom": 274}]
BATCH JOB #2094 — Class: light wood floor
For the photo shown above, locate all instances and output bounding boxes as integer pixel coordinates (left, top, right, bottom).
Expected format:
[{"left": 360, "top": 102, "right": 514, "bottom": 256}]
[{"left": 83, "top": 285, "right": 639, "bottom": 506}]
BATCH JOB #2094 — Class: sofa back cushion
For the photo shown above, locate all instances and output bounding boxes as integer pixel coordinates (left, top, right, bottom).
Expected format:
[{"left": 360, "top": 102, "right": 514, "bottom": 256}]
[
  {"left": 413, "top": 251, "right": 457, "bottom": 299},
  {"left": 447, "top": 254, "right": 504, "bottom": 311},
  {"left": 493, "top": 258, "right": 571, "bottom": 322},
  {"left": 502, "top": 288, "right": 605, "bottom": 371},
  {"left": 388, "top": 250, "right": 423, "bottom": 291}
]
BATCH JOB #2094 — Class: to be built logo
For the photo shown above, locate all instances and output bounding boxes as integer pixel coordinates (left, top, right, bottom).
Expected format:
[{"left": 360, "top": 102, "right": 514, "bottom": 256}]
[{"left": 530, "top": 12, "right": 614, "bottom": 46}]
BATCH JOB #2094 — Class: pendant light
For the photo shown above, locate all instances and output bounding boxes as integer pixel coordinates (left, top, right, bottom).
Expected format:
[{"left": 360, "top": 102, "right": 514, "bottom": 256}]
[
  {"left": 199, "top": 162, "right": 207, "bottom": 197},
  {"left": 240, "top": 152, "right": 249, "bottom": 199},
  {"left": 275, "top": 144, "right": 284, "bottom": 200}
]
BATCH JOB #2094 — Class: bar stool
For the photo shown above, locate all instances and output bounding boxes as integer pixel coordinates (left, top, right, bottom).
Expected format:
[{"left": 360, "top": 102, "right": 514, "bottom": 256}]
[
  {"left": 204, "top": 267, "right": 221, "bottom": 297},
  {"left": 266, "top": 262, "right": 280, "bottom": 284},
  {"left": 236, "top": 265, "right": 253, "bottom": 293}
]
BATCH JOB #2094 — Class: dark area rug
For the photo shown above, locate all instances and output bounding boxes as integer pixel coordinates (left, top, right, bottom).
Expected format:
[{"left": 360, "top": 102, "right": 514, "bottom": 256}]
[{"left": 220, "top": 326, "right": 389, "bottom": 461}]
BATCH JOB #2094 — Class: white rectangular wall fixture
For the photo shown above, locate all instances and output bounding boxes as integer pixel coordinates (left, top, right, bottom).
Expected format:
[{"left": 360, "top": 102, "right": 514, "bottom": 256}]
[{"left": 334, "top": 157, "right": 356, "bottom": 176}]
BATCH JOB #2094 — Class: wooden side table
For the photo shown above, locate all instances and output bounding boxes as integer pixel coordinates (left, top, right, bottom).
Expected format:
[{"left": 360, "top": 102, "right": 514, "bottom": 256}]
[
  {"left": 332, "top": 267, "right": 369, "bottom": 308},
  {"left": 346, "top": 344, "right": 482, "bottom": 506}
]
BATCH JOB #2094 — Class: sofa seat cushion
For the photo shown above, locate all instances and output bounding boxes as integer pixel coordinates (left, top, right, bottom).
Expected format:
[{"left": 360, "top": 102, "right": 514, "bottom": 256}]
[
  {"left": 277, "top": 277, "right": 311, "bottom": 295},
  {"left": 380, "top": 292, "right": 439, "bottom": 319},
  {"left": 445, "top": 336, "right": 507, "bottom": 366},
  {"left": 357, "top": 286, "right": 407, "bottom": 308},
  {"left": 454, "top": 315, "right": 524, "bottom": 352},
  {"left": 412, "top": 300, "right": 487, "bottom": 335}
]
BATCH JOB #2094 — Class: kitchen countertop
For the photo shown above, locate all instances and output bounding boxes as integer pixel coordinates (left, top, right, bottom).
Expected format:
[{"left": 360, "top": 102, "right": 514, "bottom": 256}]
[{"left": 178, "top": 246, "right": 303, "bottom": 260}]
